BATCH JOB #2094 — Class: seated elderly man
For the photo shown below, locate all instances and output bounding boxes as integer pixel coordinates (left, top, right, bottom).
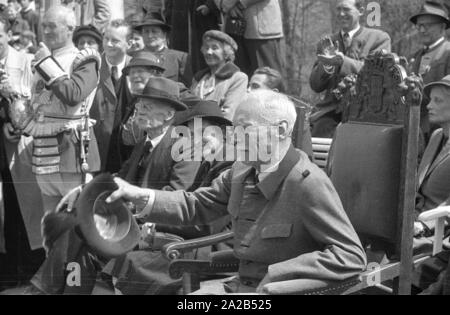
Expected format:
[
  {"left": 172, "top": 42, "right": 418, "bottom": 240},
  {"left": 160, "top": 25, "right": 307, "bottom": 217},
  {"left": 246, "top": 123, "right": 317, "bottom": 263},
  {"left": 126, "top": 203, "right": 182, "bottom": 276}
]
[
  {"left": 28, "top": 78, "right": 201, "bottom": 295},
  {"left": 106, "top": 90, "right": 367, "bottom": 294}
]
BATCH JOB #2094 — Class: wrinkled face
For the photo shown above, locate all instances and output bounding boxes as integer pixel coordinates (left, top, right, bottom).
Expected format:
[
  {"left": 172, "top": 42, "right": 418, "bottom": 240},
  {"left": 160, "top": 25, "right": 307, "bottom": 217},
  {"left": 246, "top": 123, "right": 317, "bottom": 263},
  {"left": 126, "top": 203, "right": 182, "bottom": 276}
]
[
  {"left": 416, "top": 15, "right": 446, "bottom": 46},
  {"left": 77, "top": 35, "right": 100, "bottom": 51},
  {"left": 248, "top": 74, "right": 271, "bottom": 92},
  {"left": 336, "top": 0, "right": 363, "bottom": 32},
  {"left": 103, "top": 26, "right": 129, "bottom": 60},
  {"left": 142, "top": 26, "right": 166, "bottom": 50},
  {"left": 42, "top": 12, "right": 72, "bottom": 50},
  {"left": 128, "top": 66, "right": 161, "bottom": 94},
  {"left": 187, "top": 119, "right": 223, "bottom": 158},
  {"left": 427, "top": 86, "right": 450, "bottom": 126},
  {"left": 135, "top": 98, "right": 175, "bottom": 131},
  {"left": 232, "top": 100, "right": 280, "bottom": 166},
  {"left": 128, "top": 32, "right": 145, "bottom": 53},
  {"left": 201, "top": 39, "right": 226, "bottom": 69}
]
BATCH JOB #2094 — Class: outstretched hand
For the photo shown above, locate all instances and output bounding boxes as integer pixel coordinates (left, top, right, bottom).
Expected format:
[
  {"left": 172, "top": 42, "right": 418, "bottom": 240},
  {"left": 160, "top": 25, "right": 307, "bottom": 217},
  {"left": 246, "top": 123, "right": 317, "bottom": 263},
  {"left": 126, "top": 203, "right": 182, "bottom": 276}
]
[{"left": 106, "top": 177, "right": 151, "bottom": 218}]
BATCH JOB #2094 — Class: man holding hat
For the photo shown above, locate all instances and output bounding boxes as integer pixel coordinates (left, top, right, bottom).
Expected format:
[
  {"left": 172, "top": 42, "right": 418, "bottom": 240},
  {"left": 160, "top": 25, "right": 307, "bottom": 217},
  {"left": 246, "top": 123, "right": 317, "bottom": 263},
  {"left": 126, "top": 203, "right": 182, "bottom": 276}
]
[
  {"left": 134, "top": 11, "right": 193, "bottom": 86},
  {"left": 410, "top": 0, "right": 450, "bottom": 143}
]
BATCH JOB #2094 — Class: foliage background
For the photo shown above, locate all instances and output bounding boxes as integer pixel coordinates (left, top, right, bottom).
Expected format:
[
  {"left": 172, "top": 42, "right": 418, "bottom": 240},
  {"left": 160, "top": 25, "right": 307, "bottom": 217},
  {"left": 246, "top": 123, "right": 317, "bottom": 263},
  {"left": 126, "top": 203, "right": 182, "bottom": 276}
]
[{"left": 126, "top": 0, "right": 444, "bottom": 103}]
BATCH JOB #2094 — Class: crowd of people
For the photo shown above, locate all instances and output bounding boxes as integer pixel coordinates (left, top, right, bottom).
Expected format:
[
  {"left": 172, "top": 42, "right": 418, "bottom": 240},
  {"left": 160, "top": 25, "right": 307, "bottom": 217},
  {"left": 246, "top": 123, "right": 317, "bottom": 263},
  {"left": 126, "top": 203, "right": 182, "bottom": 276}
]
[{"left": 0, "top": 0, "right": 448, "bottom": 295}]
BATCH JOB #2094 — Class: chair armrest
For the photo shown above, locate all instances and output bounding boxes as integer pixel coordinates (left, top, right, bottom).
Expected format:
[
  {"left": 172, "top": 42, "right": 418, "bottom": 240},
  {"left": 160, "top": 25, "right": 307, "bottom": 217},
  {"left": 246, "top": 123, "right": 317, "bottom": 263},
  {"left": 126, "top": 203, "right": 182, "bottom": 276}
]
[
  {"left": 419, "top": 206, "right": 450, "bottom": 222},
  {"left": 419, "top": 206, "right": 450, "bottom": 255},
  {"left": 162, "top": 231, "right": 234, "bottom": 260}
]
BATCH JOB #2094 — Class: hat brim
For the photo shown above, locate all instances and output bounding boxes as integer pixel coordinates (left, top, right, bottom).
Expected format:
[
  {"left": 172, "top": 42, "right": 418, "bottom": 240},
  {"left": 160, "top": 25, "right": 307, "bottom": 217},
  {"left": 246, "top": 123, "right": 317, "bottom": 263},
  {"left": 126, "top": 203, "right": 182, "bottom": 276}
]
[
  {"left": 424, "top": 81, "right": 450, "bottom": 99},
  {"left": 410, "top": 13, "right": 450, "bottom": 29},
  {"left": 76, "top": 173, "right": 140, "bottom": 259},
  {"left": 136, "top": 94, "right": 187, "bottom": 111},
  {"left": 134, "top": 21, "right": 171, "bottom": 32},
  {"left": 123, "top": 62, "right": 166, "bottom": 75}
]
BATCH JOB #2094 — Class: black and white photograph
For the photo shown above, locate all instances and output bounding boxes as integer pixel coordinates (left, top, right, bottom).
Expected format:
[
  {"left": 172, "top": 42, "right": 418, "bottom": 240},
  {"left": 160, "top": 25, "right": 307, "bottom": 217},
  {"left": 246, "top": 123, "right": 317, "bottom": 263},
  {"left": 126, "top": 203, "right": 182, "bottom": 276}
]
[{"left": 0, "top": 0, "right": 448, "bottom": 298}]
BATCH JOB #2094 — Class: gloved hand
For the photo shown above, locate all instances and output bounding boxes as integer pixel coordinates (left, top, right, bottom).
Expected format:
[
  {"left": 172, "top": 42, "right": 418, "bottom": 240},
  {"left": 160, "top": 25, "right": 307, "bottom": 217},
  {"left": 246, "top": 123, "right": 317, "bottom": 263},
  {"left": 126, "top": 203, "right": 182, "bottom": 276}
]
[{"left": 41, "top": 185, "right": 83, "bottom": 253}]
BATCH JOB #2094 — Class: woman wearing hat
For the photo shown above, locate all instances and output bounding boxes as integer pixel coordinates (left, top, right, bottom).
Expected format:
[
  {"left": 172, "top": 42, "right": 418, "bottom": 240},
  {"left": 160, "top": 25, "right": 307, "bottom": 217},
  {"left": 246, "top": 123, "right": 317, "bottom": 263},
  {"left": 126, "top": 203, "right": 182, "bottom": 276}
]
[
  {"left": 135, "top": 12, "right": 193, "bottom": 87},
  {"left": 191, "top": 30, "right": 248, "bottom": 120},
  {"left": 72, "top": 24, "right": 103, "bottom": 52}
]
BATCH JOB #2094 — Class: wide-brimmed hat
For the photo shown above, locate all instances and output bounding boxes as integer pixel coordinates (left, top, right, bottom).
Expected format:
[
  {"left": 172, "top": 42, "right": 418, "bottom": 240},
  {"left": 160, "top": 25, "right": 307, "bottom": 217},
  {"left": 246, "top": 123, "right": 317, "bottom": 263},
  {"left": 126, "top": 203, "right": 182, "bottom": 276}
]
[
  {"left": 134, "top": 11, "right": 171, "bottom": 32},
  {"left": 424, "top": 74, "right": 450, "bottom": 98},
  {"left": 75, "top": 174, "right": 140, "bottom": 259},
  {"left": 123, "top": 51, "right": 166, "bottom": 74},
  {"left": 135, "top": 77, "right": 187, "bottom": 111},
  {"left": 73, "top": 24, "right": 103, "bottom": 47},
  {"left": 410, "top": 1, "right": 450, "bottom": 29},
  {"left": 203, "top": 30, "right": 238, "bottom": 52},
  {"left": 175, "top": 99, "right": 233, "bottom": 127}
]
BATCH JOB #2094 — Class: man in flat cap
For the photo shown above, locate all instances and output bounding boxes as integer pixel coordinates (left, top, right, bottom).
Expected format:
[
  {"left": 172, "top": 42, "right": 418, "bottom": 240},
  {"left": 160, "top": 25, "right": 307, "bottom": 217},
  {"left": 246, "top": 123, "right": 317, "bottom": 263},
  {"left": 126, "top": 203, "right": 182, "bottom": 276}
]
[
  {"left": 309, "top": 0, "right": 391, "bottom": 138},
  {"left": 410, "top": 0, "right": 450, "bottom": 144}
]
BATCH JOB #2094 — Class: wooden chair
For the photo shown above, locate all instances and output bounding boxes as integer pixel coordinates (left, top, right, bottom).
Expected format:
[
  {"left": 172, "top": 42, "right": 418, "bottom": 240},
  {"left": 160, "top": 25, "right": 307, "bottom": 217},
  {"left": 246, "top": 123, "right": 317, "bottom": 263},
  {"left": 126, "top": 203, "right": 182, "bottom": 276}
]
[{"left": 162, "top": 51, "right": 424, "bottom": 295}]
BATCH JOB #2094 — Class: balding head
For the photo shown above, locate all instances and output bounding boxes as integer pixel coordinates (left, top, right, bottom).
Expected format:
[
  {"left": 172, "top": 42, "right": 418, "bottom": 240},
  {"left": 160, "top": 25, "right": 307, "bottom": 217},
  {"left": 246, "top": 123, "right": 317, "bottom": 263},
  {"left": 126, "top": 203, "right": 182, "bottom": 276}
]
[
  {"left": 42, "top": 5, "right": 76, "bottom": 50},
  {"left": 233, "top": 90, "right": 297, "bottom": 137}
]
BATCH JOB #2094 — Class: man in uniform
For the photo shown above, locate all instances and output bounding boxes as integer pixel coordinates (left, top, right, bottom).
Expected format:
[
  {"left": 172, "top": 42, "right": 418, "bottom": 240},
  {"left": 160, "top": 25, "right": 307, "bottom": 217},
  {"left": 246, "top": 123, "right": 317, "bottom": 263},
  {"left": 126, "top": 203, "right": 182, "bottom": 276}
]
[
  {"left": 106, "top": 90, "right": 367, "bottom": 294},
  {"left": 24, "top": 5, "right": 101, "bottom": 214},
  {"left": 309, "top": 0, "right": 391, "bottom": 138}
]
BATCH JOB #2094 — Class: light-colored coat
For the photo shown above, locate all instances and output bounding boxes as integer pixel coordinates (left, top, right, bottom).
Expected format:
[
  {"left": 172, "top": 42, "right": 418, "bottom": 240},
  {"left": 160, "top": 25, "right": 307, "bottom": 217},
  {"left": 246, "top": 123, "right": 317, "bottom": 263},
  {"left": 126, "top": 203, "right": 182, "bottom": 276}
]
[
  {"left": 191, "top": 62, "right": 248, "bottom": 120},
  {"left": 0, "top": 47, "right": 43, "bottom": 253}
]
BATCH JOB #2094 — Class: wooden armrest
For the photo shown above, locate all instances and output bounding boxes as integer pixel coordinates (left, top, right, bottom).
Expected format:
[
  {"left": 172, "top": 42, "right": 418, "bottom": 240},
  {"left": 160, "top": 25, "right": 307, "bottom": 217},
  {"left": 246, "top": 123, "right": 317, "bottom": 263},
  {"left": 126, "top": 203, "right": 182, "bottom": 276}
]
[
  {"left": 162, "top": 231, "right": 234, "bottom": 260},
  {"left": 419, "top": 206, "right": 450, "bottom": 222}
]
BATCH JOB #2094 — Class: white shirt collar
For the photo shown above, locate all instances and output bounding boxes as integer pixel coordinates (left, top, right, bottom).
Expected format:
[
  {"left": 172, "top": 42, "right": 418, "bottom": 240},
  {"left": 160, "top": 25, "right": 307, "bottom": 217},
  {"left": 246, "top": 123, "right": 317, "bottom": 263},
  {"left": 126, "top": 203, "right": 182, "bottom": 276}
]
[
  {"left": 146, "top": 129, "right": 168, "bottom": 149},
  {"left": 105, "top": 56, "right": 127, "bottom": 79},
  {"left": 342, "top": 25, "right": 361, "bottom": 41}
]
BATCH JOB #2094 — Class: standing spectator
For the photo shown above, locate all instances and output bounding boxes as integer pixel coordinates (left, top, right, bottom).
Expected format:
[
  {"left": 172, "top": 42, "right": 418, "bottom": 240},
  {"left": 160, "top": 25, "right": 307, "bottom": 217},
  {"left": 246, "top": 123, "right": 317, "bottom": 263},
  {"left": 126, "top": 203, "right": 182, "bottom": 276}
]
[
  {"left": 5, "top": 2, "right": 29, "bottom": 45},
  {"left": 18, "top": 0, "right": 40, "bottom": 43},
  {"left": 409, "top": 1, "right": 450, "bottom": 144},
  {"left": 165, "top": 0, "right": 222, "bottom": 74},
  {"left": 217, "top": 0, "right": 284, "bottom": 78},
  {"left": 62, "top": 0, "right": 111, "bottom": 33},
  {"left": 135, "top": 11, "right": 193, "bottom": 86},
  {"left": 309, "top": 0, "right": 391, "bottom": 138},
  {"left": 93, "top": 20, "right": 132, "bottom": 173},
  {"left": 191, "top": 30, "right": 248, "bottom": 120},
  {"left": 127, "top": 28, "right": 145, "bottom": 57},
  {"left": 17, "top": 30, "right": 36, "bottom": 54},
  {"left": 0, "top": 15, "right": 44, "bottom": 291},
  {"left": 72, "top": 24, "right": 103, "bottom": 52}
]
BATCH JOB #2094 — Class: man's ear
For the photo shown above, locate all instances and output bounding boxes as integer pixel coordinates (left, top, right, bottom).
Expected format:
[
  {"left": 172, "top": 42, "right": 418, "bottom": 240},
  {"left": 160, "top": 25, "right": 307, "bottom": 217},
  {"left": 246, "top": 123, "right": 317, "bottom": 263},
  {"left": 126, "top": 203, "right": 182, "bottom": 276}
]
[
  {"left": 166, "top": 109, "right": 176, "bottom": 122},
  {"left": 278, "top": 120, "right": 290, "bottom": 140},
  {"left": 358, "top": 5, "right": 365, "bottom": 16}
]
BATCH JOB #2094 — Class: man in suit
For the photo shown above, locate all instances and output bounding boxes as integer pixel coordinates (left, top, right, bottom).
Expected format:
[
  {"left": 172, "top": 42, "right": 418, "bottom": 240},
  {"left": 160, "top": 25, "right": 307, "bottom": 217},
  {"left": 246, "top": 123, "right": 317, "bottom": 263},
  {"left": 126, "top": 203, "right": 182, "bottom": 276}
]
[
  {"left": 135, "top": 12, "right": 193, "bottom": 87},
  {"left": 107, "top": 90, "right": 367, "bottom": 294},
  {"left": 409, "top": 1, "right": 450, "bottom": 143},
  {"left": 90, "top": 20, "right": 132, "bottom": 173},
  {"left": 217, "top": 0, "right": 284, "bottom": 78},
  {"left": 309, "top": 0, "right": 391, "bottom": 138}
]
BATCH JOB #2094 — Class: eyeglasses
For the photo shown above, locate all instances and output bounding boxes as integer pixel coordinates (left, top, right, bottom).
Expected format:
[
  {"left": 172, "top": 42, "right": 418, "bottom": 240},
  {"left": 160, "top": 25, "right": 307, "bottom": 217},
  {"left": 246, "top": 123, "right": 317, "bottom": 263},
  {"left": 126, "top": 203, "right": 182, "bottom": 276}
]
[{"left": 415, "top": 22, "right": 443, "bottom": 31}]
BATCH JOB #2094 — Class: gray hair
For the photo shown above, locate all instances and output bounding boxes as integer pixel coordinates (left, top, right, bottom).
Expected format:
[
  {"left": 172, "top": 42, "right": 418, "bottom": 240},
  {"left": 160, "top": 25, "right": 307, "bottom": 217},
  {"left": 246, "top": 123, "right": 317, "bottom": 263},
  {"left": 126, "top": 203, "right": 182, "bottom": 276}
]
[
  {"left": 44, "top": 5, "right": 77, "bottom": 30},
  {"left": 244, "top": 90, "right": 297, "bottom": 136}
]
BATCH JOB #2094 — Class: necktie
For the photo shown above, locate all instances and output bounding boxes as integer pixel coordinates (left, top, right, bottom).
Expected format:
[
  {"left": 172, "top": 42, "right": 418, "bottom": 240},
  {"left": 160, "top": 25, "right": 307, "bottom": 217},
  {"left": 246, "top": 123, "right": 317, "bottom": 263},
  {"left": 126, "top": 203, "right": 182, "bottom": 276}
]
[
  {"left": 111, "top": 65, "right": 119, "bottom": 88},
  {"left": 137, "top": 141, "right": 153, "bottom": 185},
  {"left": 343, "top": 32, "right": 352, "bottom": 50}
]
